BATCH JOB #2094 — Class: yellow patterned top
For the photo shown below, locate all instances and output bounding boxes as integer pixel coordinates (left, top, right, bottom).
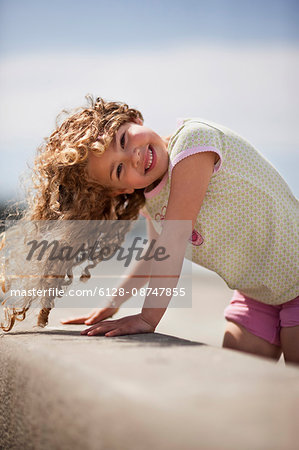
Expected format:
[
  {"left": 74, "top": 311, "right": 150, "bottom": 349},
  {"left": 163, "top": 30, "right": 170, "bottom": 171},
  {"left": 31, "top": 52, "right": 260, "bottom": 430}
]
[{"left": 143, "top": 119, "right": 299, "bottom": 305}]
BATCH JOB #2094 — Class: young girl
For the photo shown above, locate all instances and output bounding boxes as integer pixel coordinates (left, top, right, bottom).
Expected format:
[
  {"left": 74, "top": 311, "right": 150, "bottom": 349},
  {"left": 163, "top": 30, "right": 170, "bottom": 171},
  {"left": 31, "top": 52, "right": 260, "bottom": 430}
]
[{"left": 1, "top": 96, "right": 298, "bottom": 364}]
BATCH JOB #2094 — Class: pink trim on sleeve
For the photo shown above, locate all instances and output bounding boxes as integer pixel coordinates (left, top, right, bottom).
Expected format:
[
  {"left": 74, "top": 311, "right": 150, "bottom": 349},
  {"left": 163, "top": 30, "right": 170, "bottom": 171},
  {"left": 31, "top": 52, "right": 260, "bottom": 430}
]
[
  {"left": 171, "top": 146, "right": 222, "bottom": 174},
  {"left": 176, "top": 118, "right": 186, "bottom": 128}
]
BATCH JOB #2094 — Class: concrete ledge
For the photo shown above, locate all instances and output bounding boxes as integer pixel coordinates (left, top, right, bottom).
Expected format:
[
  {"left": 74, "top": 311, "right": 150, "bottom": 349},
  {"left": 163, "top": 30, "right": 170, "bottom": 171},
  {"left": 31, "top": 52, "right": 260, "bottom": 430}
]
[{"left": 1, "top": 309, "right": 299, "bottom": 450}]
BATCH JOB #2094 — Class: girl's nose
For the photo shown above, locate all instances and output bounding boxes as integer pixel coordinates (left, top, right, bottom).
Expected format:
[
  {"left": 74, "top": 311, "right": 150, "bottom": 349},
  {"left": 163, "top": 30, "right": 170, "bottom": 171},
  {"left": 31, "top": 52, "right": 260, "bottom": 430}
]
[{"left": 131, "top": 148, "right": 141, "bottom": 168}]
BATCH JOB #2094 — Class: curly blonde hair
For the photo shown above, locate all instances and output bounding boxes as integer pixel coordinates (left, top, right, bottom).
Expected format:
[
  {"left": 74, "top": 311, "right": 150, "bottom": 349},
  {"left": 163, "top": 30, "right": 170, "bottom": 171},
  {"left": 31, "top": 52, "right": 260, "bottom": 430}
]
[{"left": 0, "top": 96, "right": 147, "bottom": 331}]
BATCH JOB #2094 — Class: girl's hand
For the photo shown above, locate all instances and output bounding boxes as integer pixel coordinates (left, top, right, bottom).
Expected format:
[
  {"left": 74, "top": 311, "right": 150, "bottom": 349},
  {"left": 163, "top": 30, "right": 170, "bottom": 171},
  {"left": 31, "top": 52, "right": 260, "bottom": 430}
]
[
  {"left": 81, "top": 313, "right": 155, "bottom": 337},
  {"left": 61, "top": 306, "right": 119, "bottom": 325}
]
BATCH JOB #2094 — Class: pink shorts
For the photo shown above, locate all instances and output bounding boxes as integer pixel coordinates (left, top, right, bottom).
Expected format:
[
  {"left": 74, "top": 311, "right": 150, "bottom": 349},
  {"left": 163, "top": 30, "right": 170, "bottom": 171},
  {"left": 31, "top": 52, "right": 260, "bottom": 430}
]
[{"left": 224, "top": 290, "right": 299, "bottom": 346}]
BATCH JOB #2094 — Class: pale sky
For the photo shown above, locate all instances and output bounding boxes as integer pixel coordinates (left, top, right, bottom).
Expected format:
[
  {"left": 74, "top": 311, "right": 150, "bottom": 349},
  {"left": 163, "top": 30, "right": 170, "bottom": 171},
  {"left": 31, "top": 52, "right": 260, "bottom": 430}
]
[{"left": 0, "top": 0, "right": 298, "bottom": 201}]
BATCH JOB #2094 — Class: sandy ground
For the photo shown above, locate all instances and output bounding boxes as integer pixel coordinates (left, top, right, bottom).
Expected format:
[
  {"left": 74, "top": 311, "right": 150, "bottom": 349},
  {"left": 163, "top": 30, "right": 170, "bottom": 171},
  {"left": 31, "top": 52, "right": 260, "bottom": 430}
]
[
  {"left": 48, "top": 269, "right": 285, "bottom": 365},
  {"left": 12, "top": 267, "right": 286, "bottom": 364},
  {"left": 2, "top": 270, "right": 297, "bottom": 450}
]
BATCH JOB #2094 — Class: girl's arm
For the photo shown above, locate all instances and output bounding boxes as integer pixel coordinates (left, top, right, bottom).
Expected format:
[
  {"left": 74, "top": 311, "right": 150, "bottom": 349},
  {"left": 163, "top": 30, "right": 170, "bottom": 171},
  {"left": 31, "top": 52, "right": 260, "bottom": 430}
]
[
  {"left": 82, "top": 151, "right": 216, "bottom": 336},
  {"left": 141, "top": 151, "right": 216, "bottom": 327},
  {"left": 61, "top": 215, "right": 159, "bottom": 325}
]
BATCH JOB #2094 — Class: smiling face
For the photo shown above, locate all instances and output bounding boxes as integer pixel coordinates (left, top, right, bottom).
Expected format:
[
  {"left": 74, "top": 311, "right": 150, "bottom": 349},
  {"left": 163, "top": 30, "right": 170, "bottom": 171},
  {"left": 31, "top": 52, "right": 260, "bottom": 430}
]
[{"left": 87, "top": 119, "right": 169, "bottom": 196}]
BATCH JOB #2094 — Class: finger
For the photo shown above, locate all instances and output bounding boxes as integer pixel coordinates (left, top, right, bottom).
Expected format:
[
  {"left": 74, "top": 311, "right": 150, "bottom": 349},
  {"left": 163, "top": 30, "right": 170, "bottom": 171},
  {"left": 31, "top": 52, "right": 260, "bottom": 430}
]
[
  {"left": 85, "top": 311, "right": 111, "bottom": 325},
  {"left": 61, "top": 316, "right": 88, "bottom": 324},
  {"left": 84, "top": 307, "right": 117, "bottom": 325},
  {"left": 87, "top": 328, "right": 106, "bottom": 336},
  {"left": 84, "top": 314, "right": 103, "bottom": 325},
  {"left": 81, "top": 326, "right": 102, "bottom": 336},
  {"left": 86, "top": 325, "right": 115, "bottom": 336},
  {"left": 81, "top": 320, "right": 116, "bottom": 335},
  {"left": 86, "top": 319, "right": 116, "bottom": 332},
  {"left": 105, "top": 329, "right": 122, "bottom": 337}
]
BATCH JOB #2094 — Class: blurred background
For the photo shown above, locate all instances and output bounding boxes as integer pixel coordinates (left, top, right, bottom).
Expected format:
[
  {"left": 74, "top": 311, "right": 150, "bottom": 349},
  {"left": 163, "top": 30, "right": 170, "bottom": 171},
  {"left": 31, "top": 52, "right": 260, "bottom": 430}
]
[
  {"left": 0, "top": 0, "right": 298, "bottom": 345},
  {"left": 0, "top": 0, "right": 298, "bottom": 207}
]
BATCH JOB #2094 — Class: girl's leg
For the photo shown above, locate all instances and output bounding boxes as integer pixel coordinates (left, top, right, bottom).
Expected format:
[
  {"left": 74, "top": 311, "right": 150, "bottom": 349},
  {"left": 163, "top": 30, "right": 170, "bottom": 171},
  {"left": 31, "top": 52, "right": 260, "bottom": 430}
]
[
  {"left": 223, "top": 320, "right": 282, "bottom": 361},
  {"left": 280, "top": 326, "right": 299, "bottom": 365},
  {"left": 223, "top": 291, "right": 282, "bottom": 361},
  {"left": 280, "top": 296, "right": 299, "bottom": 365}
]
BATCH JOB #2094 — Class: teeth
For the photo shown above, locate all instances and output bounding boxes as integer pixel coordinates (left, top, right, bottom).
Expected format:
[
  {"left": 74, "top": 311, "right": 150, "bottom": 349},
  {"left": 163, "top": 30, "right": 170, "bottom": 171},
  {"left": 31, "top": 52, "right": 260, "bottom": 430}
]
[{"left": 146, "top": 148, "right": 153, "bottom": 170}]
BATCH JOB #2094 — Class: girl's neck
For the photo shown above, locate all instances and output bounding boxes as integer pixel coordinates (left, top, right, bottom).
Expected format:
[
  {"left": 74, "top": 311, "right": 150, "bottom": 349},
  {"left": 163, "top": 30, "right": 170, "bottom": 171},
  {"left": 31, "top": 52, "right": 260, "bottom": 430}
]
[{"left": 145, "top": 177, "right": 163, "bottom": 193}]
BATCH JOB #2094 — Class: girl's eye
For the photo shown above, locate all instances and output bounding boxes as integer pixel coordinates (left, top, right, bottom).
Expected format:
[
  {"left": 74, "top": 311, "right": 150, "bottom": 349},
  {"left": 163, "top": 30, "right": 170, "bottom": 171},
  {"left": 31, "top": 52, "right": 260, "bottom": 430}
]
[
  {"left": 116, "top": 163, "right": 123, "bottom": 178},
  {"left": 120, "top": 132, "right": 125, "bottom": 148}
]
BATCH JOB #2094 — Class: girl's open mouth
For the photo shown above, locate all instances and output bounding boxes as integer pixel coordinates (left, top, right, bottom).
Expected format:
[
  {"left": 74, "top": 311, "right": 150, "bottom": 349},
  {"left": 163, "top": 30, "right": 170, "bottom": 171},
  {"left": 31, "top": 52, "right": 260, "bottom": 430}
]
[{"left": 145, "top": 145, "right": 156, "bottom": 173}]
